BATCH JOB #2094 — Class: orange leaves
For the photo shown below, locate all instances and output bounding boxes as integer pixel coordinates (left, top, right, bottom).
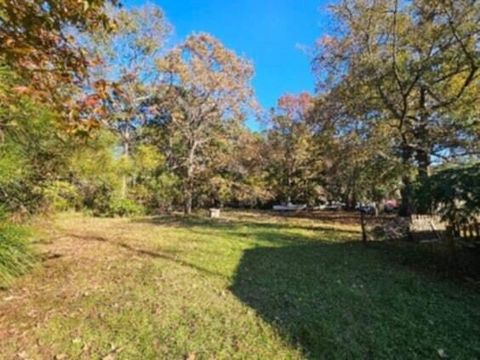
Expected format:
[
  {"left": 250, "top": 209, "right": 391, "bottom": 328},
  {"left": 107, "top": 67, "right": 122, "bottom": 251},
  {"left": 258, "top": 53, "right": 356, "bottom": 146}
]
[
  {"left": 84, "top": 94, "right": 101, "bottom": 108},
  {"left": 92, "top": 79, "right": 108, "bottom": 98},
  {"left": 277, "top": 93, "right": 313, "bottom": 121},
  {"left": 0, "top": 0, "right": 117, "bottom": 102},
  {"left": 158, "top": 33, "right": 256, "bottom": 123},
  {"left": 12, "top": 86, "right": 30, "bottom": 95}
]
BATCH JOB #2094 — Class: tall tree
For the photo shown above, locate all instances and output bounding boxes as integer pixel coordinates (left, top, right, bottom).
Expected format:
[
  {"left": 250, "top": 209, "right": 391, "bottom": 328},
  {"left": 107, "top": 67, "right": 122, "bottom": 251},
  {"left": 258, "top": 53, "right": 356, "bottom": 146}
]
[
  {"left": 155, "top": 34, "right": 256, "bottom": 214},
  {"left": 315, "top": 0, "right": 480, "bottom": 215},
  {"left": 83, "top": 4, "right": 171, "bottom": 197},
  {"left": 266, "top": 93, "right": 322, "bottom": 205},
  {"left": 198, "top": 126, "right": 272, "bottom": 208},
  {"left": 307, "top": 89, "right": 403, "bottom": 208}
]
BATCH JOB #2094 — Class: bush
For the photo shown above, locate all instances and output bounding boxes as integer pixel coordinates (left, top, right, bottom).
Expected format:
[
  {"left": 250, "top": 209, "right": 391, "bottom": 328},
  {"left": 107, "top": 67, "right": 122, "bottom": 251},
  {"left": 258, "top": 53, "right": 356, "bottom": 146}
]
[
  {"left": 131, "top": 172, "right": 181, "bottom": 213},
  {"left": 414, "top": 163, "right": 480, "bottom": 225},
  {"left": 107, "top": 198, "right": 145, "bottom": 217},
  {"left": 0, "top": 220, "right": 35, "bottom": 288},
  {"left": 43, "top": 180, "right": 81, "bottom": 212},
  {"left": 83, "top": 183, "right": 114, "bottom": 217}
]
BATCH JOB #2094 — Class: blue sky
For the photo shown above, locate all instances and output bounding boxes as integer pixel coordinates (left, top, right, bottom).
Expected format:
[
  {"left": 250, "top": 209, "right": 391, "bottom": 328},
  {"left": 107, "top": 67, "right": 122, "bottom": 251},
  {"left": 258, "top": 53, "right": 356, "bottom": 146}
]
[{"left": 124, "top": 0, "right": 332, "bottom": 129}]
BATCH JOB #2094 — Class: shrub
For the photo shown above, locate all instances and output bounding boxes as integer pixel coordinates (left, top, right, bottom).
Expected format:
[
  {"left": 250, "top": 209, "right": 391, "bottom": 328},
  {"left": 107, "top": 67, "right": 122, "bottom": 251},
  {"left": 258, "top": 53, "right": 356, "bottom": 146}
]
[
  {"left": 149, "top": 173, "right": 182, "bottom": 210},
  {"left": 43, "top": 180, "right": 81, "bottom": 212},
  {"left": 107, "top": 198, "right": 145, "bottom": 217},
  {"left": 414, "top": 163, "right": 480, "bottom": 225},
  {"left": 83, "top": 183, "right": 114, "bottom": 217},
  {"left": 0, "top": 218, "right": 35, "bottom": 288}
]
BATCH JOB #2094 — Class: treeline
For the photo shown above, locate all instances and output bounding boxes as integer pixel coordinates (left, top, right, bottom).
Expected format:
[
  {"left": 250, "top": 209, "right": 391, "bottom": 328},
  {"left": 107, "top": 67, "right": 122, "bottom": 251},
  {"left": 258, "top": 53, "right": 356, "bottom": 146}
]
[
  {"left": 0, "top": 0, "right": 479, "bottom": 221},
  {"left": 0, "top": 3, "right": 256, "bottom": 217},
  {"left": 0, "top": 2, "right": 393, "bottom": 219}
]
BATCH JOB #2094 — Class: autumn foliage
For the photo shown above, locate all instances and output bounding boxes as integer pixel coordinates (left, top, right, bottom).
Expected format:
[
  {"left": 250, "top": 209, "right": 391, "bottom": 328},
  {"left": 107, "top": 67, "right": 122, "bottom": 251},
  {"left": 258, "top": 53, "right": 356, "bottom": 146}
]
[{"left": 0, "top": 0, "right": 478, "bottom": 218}]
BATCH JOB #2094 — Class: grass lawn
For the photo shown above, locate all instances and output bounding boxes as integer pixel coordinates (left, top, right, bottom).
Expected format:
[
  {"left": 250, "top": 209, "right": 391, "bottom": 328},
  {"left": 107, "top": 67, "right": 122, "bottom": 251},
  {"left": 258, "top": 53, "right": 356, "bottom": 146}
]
[{"left": 0, "top": 211, "right": 479, "bottom": 359}]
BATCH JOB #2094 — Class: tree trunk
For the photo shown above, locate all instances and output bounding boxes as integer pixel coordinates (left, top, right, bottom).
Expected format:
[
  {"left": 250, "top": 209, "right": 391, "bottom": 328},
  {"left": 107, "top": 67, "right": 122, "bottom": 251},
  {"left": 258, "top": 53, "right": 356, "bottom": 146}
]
[
  {"left": 183, "top": 138, "right": 197, "bottom": 215},
  {"left": 416, "top": 147, "right": 431, "bottom": 214},
  {"left": 350, "top": 185, "right": 357, "bottom": 210},
  {"left": 360, "top": 211, "right": 367, "bottom": 245},
  {"left": 345, "top": 169, "right": 357, "bottom": 210},
  {"left": 399, "top": 144, "right": 413, "bottom": 217},
  {"left": 183, "top": 167, "right": 194, "bottom": 215},
  {"left": 121, "top": 138, "right": 129, "bottom": 199},
  {"left": 417, "top": 149, "right": 430, "bottom": 182},
  {"left": 286, "top": 163, "right": 293, "bottom": 204},
  {"left": 184, "top": 184, "right": 193, "bottom": 215},
  {"left": 415, "top": 87, "right": 431, "bottom": 214}
]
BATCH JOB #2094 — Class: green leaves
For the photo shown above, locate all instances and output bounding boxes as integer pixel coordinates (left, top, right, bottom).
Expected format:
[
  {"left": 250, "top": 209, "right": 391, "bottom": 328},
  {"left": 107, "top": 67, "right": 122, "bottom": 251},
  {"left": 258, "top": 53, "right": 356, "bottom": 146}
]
[
  {"left": 313, "top": 0, "right": 480, "bottom": 212},
  {"left": 416, "top": 163, "right": 480, "bottom": 225}
]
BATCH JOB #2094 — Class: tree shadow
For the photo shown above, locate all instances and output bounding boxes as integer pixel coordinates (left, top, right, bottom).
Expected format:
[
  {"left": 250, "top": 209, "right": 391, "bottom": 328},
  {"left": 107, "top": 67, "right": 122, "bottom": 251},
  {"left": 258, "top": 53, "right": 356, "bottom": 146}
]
[
  {"left": 230, "top": 241, "right": 480, "bottom": 358},
  {"left": 373, "top": 239, "right": 480, "bottom": 282},
  {"left": 66, "top": 233, "right": 224, "bottom": 278}
]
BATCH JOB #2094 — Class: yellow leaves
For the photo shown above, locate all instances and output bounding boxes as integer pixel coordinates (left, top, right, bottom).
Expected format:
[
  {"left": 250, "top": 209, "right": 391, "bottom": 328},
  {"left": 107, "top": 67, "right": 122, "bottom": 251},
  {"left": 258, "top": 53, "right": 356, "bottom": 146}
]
[
  {"left": 117, "top": 153, "right": 134, "bottom": 174},
  {"left": 82, "top": 0, "right": 90, "bottom": 12},
  {"left": 93, "top": 79, "right": 108, "bottom": 98},
  {"left": 171, "top": 110, "right": 185, "bottom": 123},
  {"left": 134, "top": 144, "right": 165, "bottom": 171}
]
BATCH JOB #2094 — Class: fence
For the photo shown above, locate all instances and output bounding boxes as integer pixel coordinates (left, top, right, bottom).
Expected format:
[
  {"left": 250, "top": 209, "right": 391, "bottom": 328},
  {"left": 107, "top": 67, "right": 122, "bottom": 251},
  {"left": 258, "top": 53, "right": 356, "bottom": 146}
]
[
  {"left": 409, "top": 215, "right": 447, "bottom": 242},
  {"left": 446, "top": 221, "right": 480, "bottom": 242},
  {"left": 366, "top": 214, "right": 480, "bottom": 245},
  {"left": 409, "top": 215, "right": 480, "bottom": 245}
]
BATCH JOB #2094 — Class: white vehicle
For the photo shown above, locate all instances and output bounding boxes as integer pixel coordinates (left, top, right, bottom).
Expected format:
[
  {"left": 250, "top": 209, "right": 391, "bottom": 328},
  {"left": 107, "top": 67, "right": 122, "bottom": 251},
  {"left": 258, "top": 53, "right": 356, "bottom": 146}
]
[
  {"left": 272, "top": 203, "right": 307, "bottom": 211},
  {"left": 324, "top": 202, "right": 345, "bottom": 211}
]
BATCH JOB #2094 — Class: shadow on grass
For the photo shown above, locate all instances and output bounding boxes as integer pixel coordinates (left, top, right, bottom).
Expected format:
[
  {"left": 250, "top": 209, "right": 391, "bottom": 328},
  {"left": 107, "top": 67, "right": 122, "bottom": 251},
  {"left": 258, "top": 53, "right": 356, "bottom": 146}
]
[
  {"left": 230, "top": 241, "right": 480, "bottom": 359},
  {"left": 133, "top": 214, "right": 226, "bottom": 228},
  {"left": 66, "top": 233, "right": 225, "bottom": 278},
  {"left": 374, "top": 239, "right": 480, "bottom": 282}
]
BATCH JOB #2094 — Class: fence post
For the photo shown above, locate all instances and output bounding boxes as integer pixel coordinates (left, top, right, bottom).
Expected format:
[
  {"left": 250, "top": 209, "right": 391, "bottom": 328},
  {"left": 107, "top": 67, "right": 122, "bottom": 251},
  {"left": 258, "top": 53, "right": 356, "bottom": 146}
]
[
  {"left": 446, "top": 225, "right": 457, "bottom": 266},
  {"left": 360, "top": 211, "right": 367, "bottom": 245}
]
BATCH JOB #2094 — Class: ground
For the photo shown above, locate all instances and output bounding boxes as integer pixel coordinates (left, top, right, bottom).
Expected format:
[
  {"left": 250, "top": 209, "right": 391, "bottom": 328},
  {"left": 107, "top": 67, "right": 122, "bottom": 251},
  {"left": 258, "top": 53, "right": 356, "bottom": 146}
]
[{"left": 1, "top": 211, "right": 479, "bottom": 359}]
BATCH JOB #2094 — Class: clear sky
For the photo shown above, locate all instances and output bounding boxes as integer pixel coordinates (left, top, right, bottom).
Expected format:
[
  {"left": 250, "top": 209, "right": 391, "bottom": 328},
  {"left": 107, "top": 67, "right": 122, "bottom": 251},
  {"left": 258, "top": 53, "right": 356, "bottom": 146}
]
[{"left": 124, "top": 0, "right": 332, "bottom": 129}]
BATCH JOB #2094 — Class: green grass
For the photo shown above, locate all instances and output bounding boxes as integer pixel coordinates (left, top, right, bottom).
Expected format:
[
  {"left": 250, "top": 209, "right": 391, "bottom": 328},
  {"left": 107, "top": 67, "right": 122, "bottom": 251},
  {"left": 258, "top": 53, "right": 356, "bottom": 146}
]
[
  {"left": 0, "top": 211, "right": 479, "bottom": 359},
  {"left": 0, "top": 222, "right": 35, "bottom": 288}
]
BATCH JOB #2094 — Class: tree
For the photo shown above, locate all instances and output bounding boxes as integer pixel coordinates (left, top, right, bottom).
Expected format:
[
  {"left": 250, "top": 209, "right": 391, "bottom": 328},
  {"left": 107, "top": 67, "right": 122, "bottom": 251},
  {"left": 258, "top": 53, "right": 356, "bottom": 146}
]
[
  {"left": 67, "top": 129, "right": 125, "bottom": 214},
  {"left": 82, "top": 4, "right": 171, "bottom": 197},
  {"left": 265, "top": 93, "right": 322, "bottom": 205},
  {"left": 156, "top": 33, "right": 256, "bottom": 214},
  {"left": 0, "top": 77, "right": 78, "bottom": 214},
  {"left": 0, "top": 0, "right": 120, "bottom": 217},
  {"left": 315, "top": 0, "right": 480, "bottom": 215},
  {"left": 199, "top": 127, "right": 272, "bottom": 208},
  {"left": 308, "top": 89, "right": 403, "bottom": 208}
]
